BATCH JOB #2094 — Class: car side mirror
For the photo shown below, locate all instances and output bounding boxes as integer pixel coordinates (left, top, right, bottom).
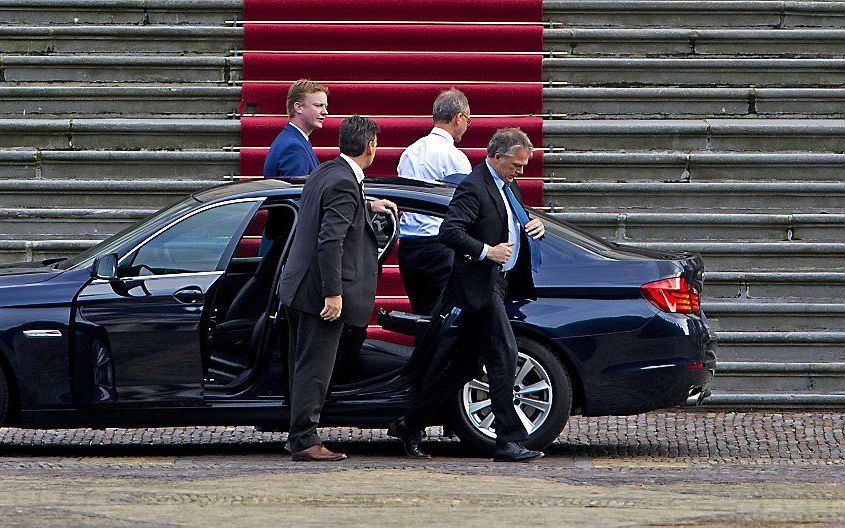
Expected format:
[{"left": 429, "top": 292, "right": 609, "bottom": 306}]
[{"left": 92, "top": 254, "right": 118, "bottom": 280}]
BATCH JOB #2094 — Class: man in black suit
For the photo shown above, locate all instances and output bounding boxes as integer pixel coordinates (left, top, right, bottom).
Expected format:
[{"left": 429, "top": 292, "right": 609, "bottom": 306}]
[
  {"left": 278, "top": 116, "right": 398, "bottom": 462},
  {"left": 388, "top": 128, "right": 546, "bottom": 462}
]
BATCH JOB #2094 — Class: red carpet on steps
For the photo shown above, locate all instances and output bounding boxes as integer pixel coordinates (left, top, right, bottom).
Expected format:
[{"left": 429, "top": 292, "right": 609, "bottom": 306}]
[
  {"left": 239, "top": 148, "right": 545, "bottom": 179},
  {"left": 241, "top": 116, "right": 542, "bottom": 148},
  {"left": 242, "top": 52, "right": 542, "bottom": 82},
  {"left": 238, "top": 1, "right": 546, "bottom": 343},
  {"left": 239, "top": 83, "right": 543, "bottom": 116},
  {"left": 244, "top": 24, "right": 543, "bottom": 52},
  {"left": 243, "top": 0, "right": 543, "bottom": 22}
]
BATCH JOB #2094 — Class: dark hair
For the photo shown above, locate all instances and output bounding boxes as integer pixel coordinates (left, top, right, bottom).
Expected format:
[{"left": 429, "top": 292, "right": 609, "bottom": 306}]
[{"left": 339, "top": 115, "right": 380, "bottom": 157}]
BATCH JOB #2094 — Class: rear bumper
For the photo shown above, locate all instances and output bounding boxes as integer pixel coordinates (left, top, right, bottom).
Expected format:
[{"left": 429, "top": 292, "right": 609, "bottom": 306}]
[{"left": 575, "top": 311, "right": 717, "bottom": 416}]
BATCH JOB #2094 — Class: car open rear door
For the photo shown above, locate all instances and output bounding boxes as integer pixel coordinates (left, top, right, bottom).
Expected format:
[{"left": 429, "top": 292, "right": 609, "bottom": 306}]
[{"left": 72, "top": 198, "right": 262, "bottom": 406}]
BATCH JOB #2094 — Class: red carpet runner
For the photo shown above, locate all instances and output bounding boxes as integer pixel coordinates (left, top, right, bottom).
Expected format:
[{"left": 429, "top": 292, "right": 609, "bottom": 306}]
[{"left": 239, "top": 0, "right": 545, "bottom": 343}]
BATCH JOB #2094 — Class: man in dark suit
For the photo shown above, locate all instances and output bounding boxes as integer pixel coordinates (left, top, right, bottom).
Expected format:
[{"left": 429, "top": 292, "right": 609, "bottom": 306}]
[
  {"left": 278, "top": 116, "right": 398, "bottom": 462},
  {"left": 263, "top": 79, "right": 327, "bottom": 178},
  {"left": 388, "top": 128, "right": 546, "bottom": 462}
]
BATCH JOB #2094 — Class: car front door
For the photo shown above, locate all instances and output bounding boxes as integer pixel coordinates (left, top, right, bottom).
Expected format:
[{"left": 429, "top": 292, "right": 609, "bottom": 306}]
[{"left": 73, "top": 198, "right": 263, "bottom": 406}]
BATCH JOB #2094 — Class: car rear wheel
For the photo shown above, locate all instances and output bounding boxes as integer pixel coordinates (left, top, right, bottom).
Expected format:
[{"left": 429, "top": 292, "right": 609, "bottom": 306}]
[{"left": 450, "top": 338, "right": 572, "bottom": 453}]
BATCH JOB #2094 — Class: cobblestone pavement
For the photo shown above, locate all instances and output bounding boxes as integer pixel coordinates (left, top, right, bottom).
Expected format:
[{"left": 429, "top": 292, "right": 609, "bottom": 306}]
[{"left": 1, "top": 412, "right": 845, "bottom": 527}]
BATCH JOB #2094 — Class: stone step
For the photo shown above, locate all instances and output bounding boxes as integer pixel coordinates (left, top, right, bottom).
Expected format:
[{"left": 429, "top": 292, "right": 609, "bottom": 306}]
[
  {"left": 0, "top": 0, "right": 241, "bottom": 25},
  {"left": 545, "top": 182, "right": 845, "bottom": 211},
  {"left": 0, "top": 55, "right": 241, "bottom": 83},
  {"left": 545, "top": 1, "right": 845, "bottom": 29},
  {"left": 0, "top": 179, "right": 219, "bottom": 208},
  {"left": 9, "top": 85, "right": 842, "bottom": 119},
  {"left": 543, "top": 57, "right": 845, "bottom": 86},
  {"left": 543, "top": 151, "right": 845, "bottom": 182},
  {"left": 553, "top": 212, "right": 845, "bottom": 242},
  {"left": 543, "top": 87, "right": 845, "bottom": 117},
  {"left": 0, "top": 118, "right": 239, "bottom": 149},
  {"left": 709, "top": 361, "right": 845, "bottom": 399},
  {"left": 544, "top": 119, "right": 845, "bottom": 151},
  {"left": 0, "top": 85, "right": 241, "bottom": 117},
  {"left": 706, "top": 301, "right": 845, "bottom": 332},
  {"left": 0, "top": 207, "right": 154, "bottom": 238},
  {"left": 706, "top": 271, "right": 845, "bottom": 301},
  {"left": 545, "top": 28, "right": 845, "bottom": 57},
  {"left": 0, "top": 149, "right": 239, "bottom": 180},
  {"left": 715, "top": 331, "right": 845, "bottom": 363},
  {"left": 620, "top": 240, "right": 845, "bottom": 272},
  {"left": 0, "top": 25, "right": 241, "bottom": 54}
]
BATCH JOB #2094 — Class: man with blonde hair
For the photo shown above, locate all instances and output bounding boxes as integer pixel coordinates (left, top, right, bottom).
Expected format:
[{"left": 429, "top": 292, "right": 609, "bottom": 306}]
[{"left": 263, "top": 79, "right": 329, "bottom": 178}]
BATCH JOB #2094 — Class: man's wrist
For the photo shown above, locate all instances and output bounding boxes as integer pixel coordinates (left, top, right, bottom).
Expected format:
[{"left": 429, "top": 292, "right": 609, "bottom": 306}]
[{"left": 479, "top": 244, "right": 489, "bottom": 260}]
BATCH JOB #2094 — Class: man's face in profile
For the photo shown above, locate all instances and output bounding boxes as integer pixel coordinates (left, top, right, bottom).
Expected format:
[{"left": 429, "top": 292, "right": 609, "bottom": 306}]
[{"left": 296, "top": 91, "right": 329, "bottom": 132}]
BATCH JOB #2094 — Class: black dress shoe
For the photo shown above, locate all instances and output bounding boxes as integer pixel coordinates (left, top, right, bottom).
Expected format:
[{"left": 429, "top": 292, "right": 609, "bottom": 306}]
[
  {"left": 493, "top": 442, "right": 544, "bottom": 462},
  {"left": 387, "top": 418, "right": 432, "bottom": 459}
]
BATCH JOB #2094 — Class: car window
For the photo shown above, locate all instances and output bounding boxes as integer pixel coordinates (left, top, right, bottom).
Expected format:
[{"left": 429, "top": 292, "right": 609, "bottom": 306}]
[{"left": 122, "top": 201, "right": 259, "bottom": 277}]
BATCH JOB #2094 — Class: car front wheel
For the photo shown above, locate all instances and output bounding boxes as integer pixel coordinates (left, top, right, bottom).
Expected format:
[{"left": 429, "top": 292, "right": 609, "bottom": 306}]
[
  {"left": 450, "top": 337, "right": 573, "bottom": 453},
  {"left": 0, "top": 365, "right": 8, "bottom": 426}
]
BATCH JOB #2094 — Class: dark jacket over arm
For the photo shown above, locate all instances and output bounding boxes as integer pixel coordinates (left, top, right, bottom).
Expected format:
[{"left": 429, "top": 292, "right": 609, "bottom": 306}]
[{"left": 438, "top": 162, "right": 536, "bottom": 311}]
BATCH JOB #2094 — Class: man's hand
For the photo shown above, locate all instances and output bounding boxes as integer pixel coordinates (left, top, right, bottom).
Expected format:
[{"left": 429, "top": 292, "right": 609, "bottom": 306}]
[
  {"left": 486, "top": 242, "right": 514, "bottom": 264},
  {"left": 525, "top": 218, "right": 545, "bottom": 239},
  {"left": 370, "top": 199, "right": 398, "bottom": 216},
  {"left": 321, "top": 295, "right": 342, "bottom": 321}
]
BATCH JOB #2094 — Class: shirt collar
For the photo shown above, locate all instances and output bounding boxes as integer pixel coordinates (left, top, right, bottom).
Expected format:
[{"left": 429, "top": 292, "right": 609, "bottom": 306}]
[
  {"left": 339, "top": 153, "right": 366, "bottom": 184},
  {"left": 485, "top": 159, "right": 506, "bottom": 190},
  {"left": 288, "top": 122, "right": 310, "bottom": 142},
  {"left": 430, "top": 127, "right": 455, "bottom": 143}
]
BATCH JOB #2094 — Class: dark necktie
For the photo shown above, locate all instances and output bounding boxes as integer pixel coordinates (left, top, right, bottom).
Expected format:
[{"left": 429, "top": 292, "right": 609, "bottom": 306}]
[{"left": 503, "top": 183, "right": 542, "bottom": 272}]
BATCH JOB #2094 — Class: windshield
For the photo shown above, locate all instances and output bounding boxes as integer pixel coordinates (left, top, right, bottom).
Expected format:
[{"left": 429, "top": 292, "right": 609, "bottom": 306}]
[{"left": 56, "top": 196, "right": 201, "bottom": 270}]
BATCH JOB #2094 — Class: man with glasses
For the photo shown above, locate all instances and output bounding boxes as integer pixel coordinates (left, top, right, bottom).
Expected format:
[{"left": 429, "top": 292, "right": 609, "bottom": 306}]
[
  {"left": 396, "top": 88, "right": 473, "bottom": 315},
  {"left": 389, "top": 128, "right": 546, "bottom": 462}
]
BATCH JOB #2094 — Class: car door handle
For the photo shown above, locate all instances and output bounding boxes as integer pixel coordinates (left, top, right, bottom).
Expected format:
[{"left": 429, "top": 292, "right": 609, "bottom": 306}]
[{"left": 173, "top": 286, "right": 204, "bottom": 304}]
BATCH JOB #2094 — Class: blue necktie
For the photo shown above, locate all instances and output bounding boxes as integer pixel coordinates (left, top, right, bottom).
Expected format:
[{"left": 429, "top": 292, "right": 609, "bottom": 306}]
[{"left": 503, "top": 183, "right": 542, "bottom": 272}]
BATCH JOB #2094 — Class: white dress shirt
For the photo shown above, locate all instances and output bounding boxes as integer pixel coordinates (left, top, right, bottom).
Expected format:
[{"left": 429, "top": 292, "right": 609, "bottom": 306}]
[
  {"left": 339, "top": 153, "right": 365, "bottom": 185},
  {"left": 480, "top": 160, "right": 521, "bottom": 272},
  {"left": 397, "top": 127, "right": 472, "bottom": 238},
  {"left": 289, "top": 122, "right": 310, "bottom": 142}
]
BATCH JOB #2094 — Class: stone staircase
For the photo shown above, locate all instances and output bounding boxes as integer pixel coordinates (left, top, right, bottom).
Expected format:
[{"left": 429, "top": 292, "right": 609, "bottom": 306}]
[
  {"left": 0, "top": 0, "right": 241, "bottom": 262},
  {"left": 543, "top": 0, "right": 845, "bottom": 407},
  {"left": 3, "top": 0, "right": 845, "bottom": 407}
]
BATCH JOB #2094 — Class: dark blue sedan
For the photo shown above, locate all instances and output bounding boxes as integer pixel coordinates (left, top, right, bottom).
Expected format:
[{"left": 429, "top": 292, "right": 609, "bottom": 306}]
[{"left": 0, "top": 179, "right": 715, "bottom": 452}]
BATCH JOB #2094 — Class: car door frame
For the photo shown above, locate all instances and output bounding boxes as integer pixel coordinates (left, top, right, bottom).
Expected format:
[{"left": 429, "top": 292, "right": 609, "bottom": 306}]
[{"left": 71, "top": 197, "right": 265, "bottom": 408}]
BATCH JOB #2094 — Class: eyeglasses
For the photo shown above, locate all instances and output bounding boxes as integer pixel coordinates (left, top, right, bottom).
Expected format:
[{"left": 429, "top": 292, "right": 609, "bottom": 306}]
[{"left": 460, "top": 113, "right": 472, "bottom": 126}]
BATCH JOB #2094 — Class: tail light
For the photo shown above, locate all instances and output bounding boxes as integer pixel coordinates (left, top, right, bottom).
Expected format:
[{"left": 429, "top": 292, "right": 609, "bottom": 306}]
[{"left": 641, "top": 276, "right": 701, "bottom": 314}]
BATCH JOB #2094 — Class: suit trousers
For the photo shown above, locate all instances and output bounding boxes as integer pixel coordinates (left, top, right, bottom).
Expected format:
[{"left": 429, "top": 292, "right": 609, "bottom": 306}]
[
  {"left": 398, "top": 237, "right": 454, "bottom": 315},
  {"left": 285, "top": 306, "right": 343, "bottom": 452},
  {"left": 403, "top": 274, "right": 528, "bottom": 446}
]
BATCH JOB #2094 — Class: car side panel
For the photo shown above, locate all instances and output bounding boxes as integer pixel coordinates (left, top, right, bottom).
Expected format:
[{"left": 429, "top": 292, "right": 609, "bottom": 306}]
[{"left": 0, "top": 269, "right": 88, "bottom": 411}]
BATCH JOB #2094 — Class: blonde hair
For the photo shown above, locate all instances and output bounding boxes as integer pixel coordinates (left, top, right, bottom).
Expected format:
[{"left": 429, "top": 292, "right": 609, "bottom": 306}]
[{"left": 286, "top": 79, "right": 329, "bottom": 118}]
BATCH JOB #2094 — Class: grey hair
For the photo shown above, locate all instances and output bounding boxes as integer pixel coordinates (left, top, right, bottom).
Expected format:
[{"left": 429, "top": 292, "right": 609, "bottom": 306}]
[
  {"left": 486, "top": 127, "right": 534, "bottom": 157},
  {"left": 432, "top": 88, "right": 469, "bottom": 124}
]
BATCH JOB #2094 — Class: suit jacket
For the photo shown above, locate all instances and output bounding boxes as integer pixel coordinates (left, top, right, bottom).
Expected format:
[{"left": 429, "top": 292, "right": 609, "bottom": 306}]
[
  {"left": 263, "top": 123, "right": 320, "bottom": 178},
  {"left": 278, "top": 157, "right": 379, "bottom": 327},
  {"left": 438, "top": 162, "right": 536, "bottom": 311}
]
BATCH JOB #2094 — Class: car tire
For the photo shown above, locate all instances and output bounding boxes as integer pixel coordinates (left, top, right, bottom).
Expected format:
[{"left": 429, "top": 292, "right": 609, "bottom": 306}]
[
  {"left": 0, "top": 366, "right": 8, "bottom": 426},
  {"left": 450, "top": 337, "right": 573, "bottom": 453}
]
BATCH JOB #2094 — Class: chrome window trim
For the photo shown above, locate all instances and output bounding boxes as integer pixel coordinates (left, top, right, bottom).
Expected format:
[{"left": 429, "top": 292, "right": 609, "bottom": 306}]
[
  {"left": 90, "top": 270, "right": 225, "bottom": 285},
  {"left": 114, "top": 197, "right": 265, "bottom": 272}
]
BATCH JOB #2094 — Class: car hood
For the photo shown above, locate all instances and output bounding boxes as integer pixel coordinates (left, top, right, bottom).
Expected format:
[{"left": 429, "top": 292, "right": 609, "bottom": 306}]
[{"left": 0, "top": 260, "right": 63, "bottom": 286}]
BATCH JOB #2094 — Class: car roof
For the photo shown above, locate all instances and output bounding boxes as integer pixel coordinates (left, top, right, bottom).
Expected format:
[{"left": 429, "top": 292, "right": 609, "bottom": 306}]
[{"left": 192, "top": 177, "right": 456, "bottom": 203}]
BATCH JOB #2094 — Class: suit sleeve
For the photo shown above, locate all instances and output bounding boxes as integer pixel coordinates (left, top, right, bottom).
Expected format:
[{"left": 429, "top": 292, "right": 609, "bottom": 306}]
[
  {"left": 317, "top": 178, "right": 359, "bottom": 297},
  {"left": 273, "top": 144, "right": 314, "bottom": 177},
  {"left": 438, "top": 179, "right": 486, "bottom": 259}
]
